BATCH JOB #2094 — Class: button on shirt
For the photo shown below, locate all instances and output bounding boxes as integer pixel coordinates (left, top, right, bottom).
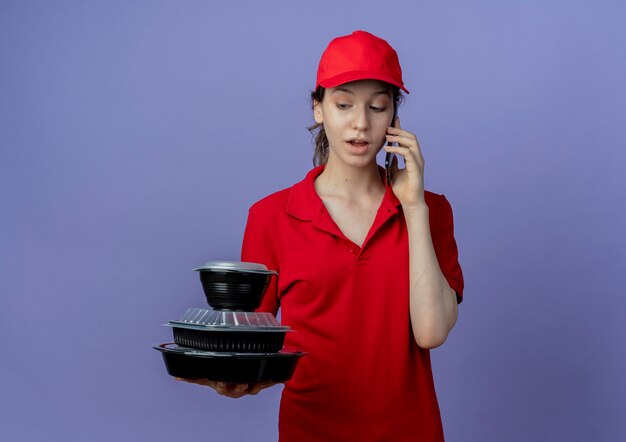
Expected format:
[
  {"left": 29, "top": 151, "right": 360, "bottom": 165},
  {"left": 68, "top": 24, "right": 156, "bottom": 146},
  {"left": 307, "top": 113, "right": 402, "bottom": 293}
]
[{"left": 241, "top": 165, "right": 464, "bottom": 442}]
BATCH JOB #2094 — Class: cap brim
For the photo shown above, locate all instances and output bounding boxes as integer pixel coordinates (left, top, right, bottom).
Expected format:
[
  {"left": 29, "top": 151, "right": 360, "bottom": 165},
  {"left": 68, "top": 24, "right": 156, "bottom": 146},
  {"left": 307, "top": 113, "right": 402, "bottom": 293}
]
[{"left": 318, "top": 70, "right": 409, "bottom": 94}]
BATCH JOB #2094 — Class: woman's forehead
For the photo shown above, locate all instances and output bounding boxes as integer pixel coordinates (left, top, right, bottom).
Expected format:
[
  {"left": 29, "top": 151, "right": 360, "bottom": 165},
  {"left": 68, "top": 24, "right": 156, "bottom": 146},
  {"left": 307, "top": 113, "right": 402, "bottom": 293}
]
[{"left": 329, "top": 79, "right": 393, "bottom": 96}]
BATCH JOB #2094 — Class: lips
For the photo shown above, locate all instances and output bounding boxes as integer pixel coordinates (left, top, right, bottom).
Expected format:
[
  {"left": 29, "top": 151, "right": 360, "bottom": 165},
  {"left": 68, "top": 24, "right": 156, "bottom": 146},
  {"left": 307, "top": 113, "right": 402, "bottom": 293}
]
[
  {"left": 346, "top": 139, "right": 370, "bottom": 155},
  {"left": 347, "top": 139, "right": 369, "bottom": 146}
]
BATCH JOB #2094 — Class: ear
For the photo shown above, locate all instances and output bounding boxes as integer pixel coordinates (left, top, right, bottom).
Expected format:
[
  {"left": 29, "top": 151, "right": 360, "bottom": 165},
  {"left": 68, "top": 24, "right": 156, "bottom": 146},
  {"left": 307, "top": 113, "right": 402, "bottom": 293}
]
[{"left": 313, "top": 100, "right": 324, "bottom": 125}]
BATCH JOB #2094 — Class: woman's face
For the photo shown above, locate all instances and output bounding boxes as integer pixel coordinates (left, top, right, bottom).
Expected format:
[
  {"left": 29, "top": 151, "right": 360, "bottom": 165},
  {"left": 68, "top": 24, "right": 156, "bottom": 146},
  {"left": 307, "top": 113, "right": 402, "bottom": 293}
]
[{"left": 314, "top": 79, "right": 395, "bottom": 168}]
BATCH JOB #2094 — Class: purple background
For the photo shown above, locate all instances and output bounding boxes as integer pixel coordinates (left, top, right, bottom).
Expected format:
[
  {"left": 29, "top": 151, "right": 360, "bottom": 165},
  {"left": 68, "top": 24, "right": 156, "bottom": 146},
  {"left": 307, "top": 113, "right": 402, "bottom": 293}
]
[{"left": 2, "top": 1, "right": 625, "bottom": 441}]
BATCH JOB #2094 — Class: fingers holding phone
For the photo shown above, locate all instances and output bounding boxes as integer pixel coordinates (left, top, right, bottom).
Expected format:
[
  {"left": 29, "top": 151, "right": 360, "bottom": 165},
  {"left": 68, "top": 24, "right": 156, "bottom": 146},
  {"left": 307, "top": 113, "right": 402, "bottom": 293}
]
[{"left": 383, "top": 116, "right": 426, "bottom": 207}]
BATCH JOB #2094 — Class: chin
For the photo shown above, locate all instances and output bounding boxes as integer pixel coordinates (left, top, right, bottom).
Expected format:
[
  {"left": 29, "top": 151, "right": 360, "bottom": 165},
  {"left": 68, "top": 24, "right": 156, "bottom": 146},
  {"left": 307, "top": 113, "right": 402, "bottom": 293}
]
[
  {"left": 342, "top": 154, "right": 377, "bottom": 169},
  {"left": 327, "top": 146, "right": 380, "bottom": 169}
]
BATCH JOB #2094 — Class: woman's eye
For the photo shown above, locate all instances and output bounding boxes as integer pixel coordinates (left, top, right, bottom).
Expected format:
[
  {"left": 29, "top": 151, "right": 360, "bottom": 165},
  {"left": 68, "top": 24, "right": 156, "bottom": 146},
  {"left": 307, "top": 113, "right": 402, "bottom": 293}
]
[
  {"left": 336, "top": 103, "right": 351, "bottom": 110},
  {"left": 370, "top": 106, "right": 387, "bottom": 112}
]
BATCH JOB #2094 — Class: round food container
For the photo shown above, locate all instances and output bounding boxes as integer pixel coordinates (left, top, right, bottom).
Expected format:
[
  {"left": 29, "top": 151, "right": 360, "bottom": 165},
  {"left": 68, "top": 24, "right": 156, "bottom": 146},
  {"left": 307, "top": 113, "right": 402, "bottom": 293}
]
[
  {"left": 193, "top": 261, "right": 278, "bottom": 311},
  {"left": 166, "top": 308, "right": 291, "bottom": 353},
  {"left": 153, "top": 343, "right": 305, "bottom": 383}
]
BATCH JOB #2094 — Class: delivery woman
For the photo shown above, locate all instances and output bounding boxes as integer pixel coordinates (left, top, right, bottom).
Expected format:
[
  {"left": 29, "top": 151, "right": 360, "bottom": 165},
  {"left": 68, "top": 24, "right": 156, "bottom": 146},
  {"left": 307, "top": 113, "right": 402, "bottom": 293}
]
[{"left": 180, "top": 30, "right": 464, "bottom": 441}]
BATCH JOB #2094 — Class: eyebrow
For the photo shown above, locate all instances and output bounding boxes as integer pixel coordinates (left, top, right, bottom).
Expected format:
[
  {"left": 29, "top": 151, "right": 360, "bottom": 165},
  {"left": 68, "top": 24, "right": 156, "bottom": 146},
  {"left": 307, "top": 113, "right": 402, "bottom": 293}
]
[{"left": 331, "top": 87, "right": 392, "bottom": 97}]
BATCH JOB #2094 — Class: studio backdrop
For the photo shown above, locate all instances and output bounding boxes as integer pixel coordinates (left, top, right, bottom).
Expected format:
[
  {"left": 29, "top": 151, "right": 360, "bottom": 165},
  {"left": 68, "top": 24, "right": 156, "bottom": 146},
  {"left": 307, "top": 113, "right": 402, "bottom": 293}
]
[{"left": 1, "top": 1, "right": 625, "bottom": 441}]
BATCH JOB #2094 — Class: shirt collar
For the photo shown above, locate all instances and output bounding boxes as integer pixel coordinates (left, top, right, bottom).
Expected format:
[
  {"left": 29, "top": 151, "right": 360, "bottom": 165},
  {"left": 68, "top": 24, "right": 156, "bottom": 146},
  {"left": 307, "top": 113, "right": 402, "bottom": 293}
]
[{"left": 286, "top": 164, "right": 402, "bottom": 221}]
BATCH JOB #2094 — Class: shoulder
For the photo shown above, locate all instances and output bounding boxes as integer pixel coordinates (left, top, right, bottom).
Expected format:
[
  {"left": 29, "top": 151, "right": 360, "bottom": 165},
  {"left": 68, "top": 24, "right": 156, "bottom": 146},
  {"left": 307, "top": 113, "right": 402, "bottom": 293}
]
[
  {"left": 249, "top": 187, "right": 292, "bottom": 214},
  {"left": 424, "top": 190, "right": 450, "bottom": 210},
  {"left": 248, "top": 166, "right": 320, "bottom": 218},
  {"left": 424, "top": 190, "right": 456, "bottom": 226},
  {"left": 248, "top": 186, "right": 292, "bottom": 216}
]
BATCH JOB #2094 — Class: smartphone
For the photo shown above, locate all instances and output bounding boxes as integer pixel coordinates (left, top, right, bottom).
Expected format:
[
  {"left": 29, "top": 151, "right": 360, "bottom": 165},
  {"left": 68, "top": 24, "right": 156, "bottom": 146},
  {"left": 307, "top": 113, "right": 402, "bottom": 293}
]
[{"left": 385, "top": 108, "right": 398, "bottom": 185}]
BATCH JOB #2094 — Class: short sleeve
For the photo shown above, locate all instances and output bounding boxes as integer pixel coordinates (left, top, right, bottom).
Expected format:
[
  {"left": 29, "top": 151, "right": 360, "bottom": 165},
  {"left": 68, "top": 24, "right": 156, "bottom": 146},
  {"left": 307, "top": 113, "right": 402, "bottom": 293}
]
[
  {"left": 434, "top": 195, "right": 465, "bottom": 303},
  {"left": 240, "top": 205, "right": 280, "bottom": 315}
]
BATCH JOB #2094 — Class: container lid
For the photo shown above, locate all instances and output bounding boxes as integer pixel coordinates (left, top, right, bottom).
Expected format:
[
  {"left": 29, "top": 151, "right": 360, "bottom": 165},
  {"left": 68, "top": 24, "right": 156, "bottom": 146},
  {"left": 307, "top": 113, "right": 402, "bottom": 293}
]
[
  {"left": 154, "top": 343, "right": 304, "bottom": 358},
  {"left": 193, "top": 260, "right": 278, "bottom": 275},
  {"left": 166, "top": 308, "right": 290, "bottom": 331}
]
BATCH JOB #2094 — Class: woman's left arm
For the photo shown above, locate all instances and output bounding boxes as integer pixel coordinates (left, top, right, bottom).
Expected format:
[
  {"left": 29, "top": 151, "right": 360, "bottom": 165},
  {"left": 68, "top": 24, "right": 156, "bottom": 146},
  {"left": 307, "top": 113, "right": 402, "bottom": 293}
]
[{"left": 384, "top": 118, "right": 458, "bottom": 349}]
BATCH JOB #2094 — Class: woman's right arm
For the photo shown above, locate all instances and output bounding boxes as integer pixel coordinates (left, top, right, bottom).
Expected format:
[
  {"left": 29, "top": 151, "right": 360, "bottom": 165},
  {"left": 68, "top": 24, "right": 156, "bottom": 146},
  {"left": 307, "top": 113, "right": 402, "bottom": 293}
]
[
  {"left": 240, "top": 204, "right": 281, "bottom": 315},
  {"left": 175, "top": 204, "right": 282, "bottom": 397}
]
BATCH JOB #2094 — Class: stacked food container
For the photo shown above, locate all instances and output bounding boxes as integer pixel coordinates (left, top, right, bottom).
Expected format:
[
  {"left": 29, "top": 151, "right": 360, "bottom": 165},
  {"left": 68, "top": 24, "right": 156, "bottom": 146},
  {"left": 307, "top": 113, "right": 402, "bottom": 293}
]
[{"left": 153, "top": 261, "right": 304, "bottom": 383}]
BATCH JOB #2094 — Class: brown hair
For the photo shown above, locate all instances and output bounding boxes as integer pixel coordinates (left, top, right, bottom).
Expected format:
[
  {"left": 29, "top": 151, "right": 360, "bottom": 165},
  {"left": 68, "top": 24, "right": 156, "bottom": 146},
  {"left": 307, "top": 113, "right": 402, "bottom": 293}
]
[{"left": 308, "top": 85, "right": 404, "bottom": 166}]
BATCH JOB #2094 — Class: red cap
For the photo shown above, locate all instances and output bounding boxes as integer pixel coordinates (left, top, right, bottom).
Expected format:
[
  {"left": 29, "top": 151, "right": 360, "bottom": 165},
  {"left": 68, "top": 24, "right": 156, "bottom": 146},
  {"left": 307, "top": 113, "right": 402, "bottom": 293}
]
[{"left": 315, "top": 30, "right": 409, "bottom": 94}]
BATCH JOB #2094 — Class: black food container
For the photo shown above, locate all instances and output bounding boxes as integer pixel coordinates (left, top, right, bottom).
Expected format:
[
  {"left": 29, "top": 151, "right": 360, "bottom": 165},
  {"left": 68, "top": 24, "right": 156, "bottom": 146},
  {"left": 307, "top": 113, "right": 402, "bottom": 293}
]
[
  {"left": 154, "top": 343, "right": 304, "bottom": 383},
  {"left": 171, "top": 327, "right": 287, "bottom": 353},
  {"left": 166, "top": 308, "right": 291, "bottom": 353},
  {"left": 154, "top": 262, "right": 306, "bottom": 384},
  {"left": 193, "top": 261, "right": 278, "bottom": 311}
]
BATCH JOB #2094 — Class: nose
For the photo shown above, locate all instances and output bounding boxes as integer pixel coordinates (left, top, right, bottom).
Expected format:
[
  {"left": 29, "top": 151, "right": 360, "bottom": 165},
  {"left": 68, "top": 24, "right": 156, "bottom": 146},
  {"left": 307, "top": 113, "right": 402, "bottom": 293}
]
[{"left": 352, "top": 106, "right": 369, "bottom": 131}]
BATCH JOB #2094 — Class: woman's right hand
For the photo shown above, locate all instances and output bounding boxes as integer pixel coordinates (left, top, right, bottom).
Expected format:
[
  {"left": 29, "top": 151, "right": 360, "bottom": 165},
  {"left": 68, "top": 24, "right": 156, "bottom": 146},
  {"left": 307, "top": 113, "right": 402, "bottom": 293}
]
[{"left": 175, "top": 378, "right": 278, "bottom": 398}]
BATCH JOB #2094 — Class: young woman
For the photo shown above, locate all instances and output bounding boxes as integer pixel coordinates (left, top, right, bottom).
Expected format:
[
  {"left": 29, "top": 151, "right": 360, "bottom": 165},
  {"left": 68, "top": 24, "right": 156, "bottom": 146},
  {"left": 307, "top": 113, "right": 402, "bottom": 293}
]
[{"left": 180, "top": 30, "right": 464, "bottom": 441}]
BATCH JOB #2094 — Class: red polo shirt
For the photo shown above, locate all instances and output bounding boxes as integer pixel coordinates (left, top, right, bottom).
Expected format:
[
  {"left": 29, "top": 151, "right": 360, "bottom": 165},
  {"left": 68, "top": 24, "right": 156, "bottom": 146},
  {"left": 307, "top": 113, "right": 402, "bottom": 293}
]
[{"left": 241, "top": 165, "right": 464, "bottom": 441}]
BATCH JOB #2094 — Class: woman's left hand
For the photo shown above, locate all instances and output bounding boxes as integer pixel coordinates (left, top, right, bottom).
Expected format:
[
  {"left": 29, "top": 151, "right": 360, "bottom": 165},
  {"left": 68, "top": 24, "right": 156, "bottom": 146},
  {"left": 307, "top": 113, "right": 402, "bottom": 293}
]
[{"left": 383, "top": 117, "right": 426, "bottom": 208}]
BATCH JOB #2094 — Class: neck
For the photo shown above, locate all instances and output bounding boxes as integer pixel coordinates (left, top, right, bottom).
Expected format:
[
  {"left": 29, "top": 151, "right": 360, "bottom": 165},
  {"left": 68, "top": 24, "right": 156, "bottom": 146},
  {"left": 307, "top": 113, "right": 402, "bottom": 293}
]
[{"left": 315, "top": 158, "right": 384, "bottom": 200}]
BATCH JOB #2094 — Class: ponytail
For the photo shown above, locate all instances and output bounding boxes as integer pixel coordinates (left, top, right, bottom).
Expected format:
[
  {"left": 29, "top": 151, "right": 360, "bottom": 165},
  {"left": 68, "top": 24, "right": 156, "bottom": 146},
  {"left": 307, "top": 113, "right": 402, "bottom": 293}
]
[{"left": 309, "top": 87, "right": 329, "bottom": 166}]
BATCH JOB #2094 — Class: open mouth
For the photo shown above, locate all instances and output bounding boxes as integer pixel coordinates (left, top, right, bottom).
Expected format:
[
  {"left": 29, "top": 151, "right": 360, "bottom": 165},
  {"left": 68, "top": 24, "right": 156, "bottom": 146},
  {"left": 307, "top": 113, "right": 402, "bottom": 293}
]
[{"left": 347, "top": 139, "right": 369, "bottom": 147}]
